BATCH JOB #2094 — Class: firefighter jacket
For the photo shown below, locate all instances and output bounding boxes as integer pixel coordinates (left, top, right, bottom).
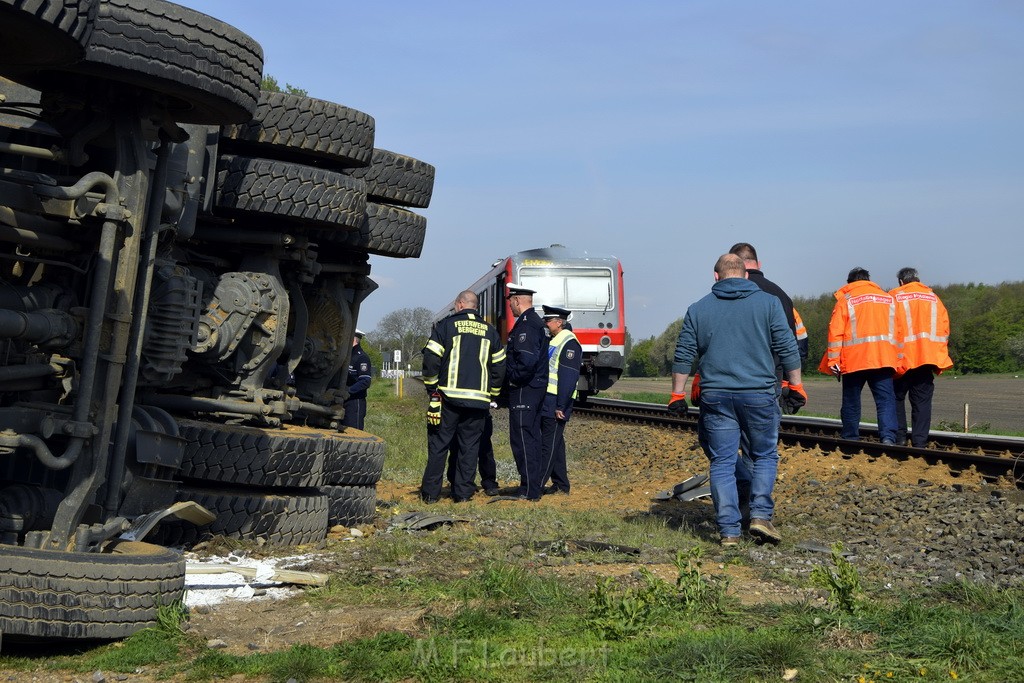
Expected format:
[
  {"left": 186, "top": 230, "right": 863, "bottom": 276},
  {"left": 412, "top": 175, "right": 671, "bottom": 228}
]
[
  {"left": 889, "top": 282, "right": 953, "bottom": 373},
  {"left": 818, "top": 280, "right": 899, "bottom": 375},
  {"left": 346, "top": 343, "right": 373, "bottom": 399},
  {"left": 544, "top": 328, "right": 581, "bottom": 419},
  {"left": 505, "top": 306, "right": 549, "bottom": 389},
  {"left": 422, "top": 308, "right": 506, "bottom": 409}
]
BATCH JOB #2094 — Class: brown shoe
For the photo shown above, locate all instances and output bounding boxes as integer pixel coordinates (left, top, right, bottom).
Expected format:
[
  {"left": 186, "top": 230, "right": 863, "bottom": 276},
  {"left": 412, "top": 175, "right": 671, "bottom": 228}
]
[
  {"left": 749, "top": 518, "right": 781, "bottom": 544},
  {"left": 720, "top": 536, "right": 741, "bottom": 547}
]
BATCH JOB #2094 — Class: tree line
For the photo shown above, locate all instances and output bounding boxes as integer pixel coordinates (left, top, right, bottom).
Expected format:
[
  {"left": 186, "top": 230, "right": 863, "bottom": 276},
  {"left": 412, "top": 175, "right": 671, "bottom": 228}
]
[{"left": 625, "top": 281, "right": 1024, "bottom": 376}]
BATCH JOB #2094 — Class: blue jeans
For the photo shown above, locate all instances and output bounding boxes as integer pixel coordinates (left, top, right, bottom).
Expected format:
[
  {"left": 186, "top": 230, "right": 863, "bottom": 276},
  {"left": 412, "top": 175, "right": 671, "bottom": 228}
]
[
  {"left": 698, "top": 391, "right": 781, "bottom": 538},
  {"left": 840, "top": 369, "right": 898, "bottom": 442}
]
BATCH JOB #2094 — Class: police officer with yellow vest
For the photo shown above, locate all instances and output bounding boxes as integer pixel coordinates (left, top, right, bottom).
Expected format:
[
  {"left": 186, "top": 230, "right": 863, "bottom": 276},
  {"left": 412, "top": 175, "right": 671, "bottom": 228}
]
[
  {"left": 421, "top": 290, "right": 506, "bottom": 503},
  {"left": 532, "top": 305, "right": 582, "bottom": 499}
]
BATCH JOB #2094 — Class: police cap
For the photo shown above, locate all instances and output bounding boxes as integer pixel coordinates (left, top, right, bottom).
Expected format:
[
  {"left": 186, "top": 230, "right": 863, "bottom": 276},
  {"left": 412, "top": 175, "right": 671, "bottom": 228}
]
[
  {"left": 541, "top": 305, "right": 572, "bottom": 320},
  {"left": 505, "top": 282, "right": 536, "bottom": 298},
  {"left": 354, "top": 329, "right": 365, "bottom": 338}
]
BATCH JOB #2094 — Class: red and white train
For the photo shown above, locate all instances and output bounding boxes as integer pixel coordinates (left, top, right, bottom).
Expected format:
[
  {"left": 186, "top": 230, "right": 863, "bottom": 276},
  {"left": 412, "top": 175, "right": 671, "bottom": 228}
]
[{"left": 436, "top": 245, "right": 626, "bottom": 396}]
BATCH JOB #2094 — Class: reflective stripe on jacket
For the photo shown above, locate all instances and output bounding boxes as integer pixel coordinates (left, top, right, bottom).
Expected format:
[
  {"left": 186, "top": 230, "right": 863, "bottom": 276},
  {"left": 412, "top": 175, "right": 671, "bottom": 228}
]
[
  {"left": 818, "top": 280, "right": 899, "bottom": 375},
  {"left": 793, "top": 307, "right": 809, "bottom": 360},
  {"left": 793, "top": 308, "right": 807, "bottom": 342},
  {"left": 422, "top": 310, "right": 506, "bottom": 407},
  {"left": 889, "top": 282, "right": 953, "bottom": 373}
]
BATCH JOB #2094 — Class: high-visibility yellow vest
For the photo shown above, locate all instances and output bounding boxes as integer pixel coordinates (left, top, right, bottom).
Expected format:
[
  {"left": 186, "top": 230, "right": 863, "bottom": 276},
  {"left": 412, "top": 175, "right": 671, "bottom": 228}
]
[{"left": 546, "top": 328, "right": 579, "bottom": 398}]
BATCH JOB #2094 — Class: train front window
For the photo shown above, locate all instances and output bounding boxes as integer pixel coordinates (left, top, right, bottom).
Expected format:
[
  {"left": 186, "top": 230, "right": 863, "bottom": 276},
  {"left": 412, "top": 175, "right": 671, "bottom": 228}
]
[{"left": 519, "top": 267, "right": 614, "bottom": 311}]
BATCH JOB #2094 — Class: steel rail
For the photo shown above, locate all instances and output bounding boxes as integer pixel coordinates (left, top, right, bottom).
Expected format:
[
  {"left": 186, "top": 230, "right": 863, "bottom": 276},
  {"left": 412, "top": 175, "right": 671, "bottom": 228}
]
[{"left": 576, "top": 397, "right": 1024, "bottom": 487}]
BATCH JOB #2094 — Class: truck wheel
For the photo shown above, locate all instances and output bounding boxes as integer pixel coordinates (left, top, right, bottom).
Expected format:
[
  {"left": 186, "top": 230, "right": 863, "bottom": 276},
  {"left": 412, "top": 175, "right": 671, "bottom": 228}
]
[
  {"left": 322, "top": 428, "right": 386, "bottom": 486},
  {"left": 174, "top": 486, "right": 329, "bottom": 545},
  {"left": 321, "top": 485, "right": 377, "bottom": 527},
  {"left": 21, "top": 0, "right": 262, "bottom": 124},
  {"left": 345, "top": 148, "right": 435, "bottom": 208},
  {"left": 177, "top": 419, "right": 329, "bottom": 488},
  {"left": 0, "top": 541, "right": 184, "bottom": 641},
  {"left": 214, "top": 154, "right": 367, "bottom": 230},
  {"left": 0, "top": 0, "right": 96, "bottom": 69},
  {"left": 221, "top": 90, "right": 375, "bottom": 169},
  {"left": 314, "top": 202, "right": 426, "bottom": 259}
]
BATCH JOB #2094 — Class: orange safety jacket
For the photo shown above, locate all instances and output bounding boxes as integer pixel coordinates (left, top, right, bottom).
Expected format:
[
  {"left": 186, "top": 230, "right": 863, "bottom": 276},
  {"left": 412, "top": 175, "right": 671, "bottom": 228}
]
[
  {"left": 889, "top": 282, "right": 953, "bottom": 373},
  {"left": 818, "top": 280, "right": 899, "bottom": 375},
  {"left": 793, "top": 308, "right": 808, "bottom": 345}
]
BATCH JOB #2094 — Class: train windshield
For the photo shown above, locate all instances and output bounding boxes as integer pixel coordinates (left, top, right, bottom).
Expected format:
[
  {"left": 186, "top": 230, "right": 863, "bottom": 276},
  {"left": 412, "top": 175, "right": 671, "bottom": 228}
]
[{"left": 519, "top": 267, "right": 614, "bottom": 311}]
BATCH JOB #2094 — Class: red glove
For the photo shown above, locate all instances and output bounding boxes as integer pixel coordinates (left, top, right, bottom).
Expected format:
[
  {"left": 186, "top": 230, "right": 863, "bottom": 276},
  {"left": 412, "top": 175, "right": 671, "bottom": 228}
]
[
  {"left": 689, "top": 373, "right": 702, "bottom": 404},
  {"left": 667, "top": 392, "right": 688, "bottom": 416},
  {"left": 783, "top": 382, "right": 807, "bottom": 413}
]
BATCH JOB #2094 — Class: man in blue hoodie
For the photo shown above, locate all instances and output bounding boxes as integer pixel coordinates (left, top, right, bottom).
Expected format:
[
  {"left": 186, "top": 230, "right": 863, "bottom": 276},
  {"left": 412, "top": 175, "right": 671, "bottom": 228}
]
[{"left": 668, "top": 254, "right": 806, "bottom": 546}]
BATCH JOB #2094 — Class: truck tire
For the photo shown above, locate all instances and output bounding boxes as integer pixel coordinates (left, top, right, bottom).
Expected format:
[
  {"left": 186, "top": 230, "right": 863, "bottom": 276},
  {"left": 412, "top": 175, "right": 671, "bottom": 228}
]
[
  {"left": 177, "top": 419, "right": 328, "bottom": 488},
  {"left": 314, "top": 202, "right": 426, "bottom": 259},
  {"left": 21, "top": 0, "right": 262, "bottom": 124},
  {"left": 322, "top": 485, "right": 377, "bottom": 527},
  {"left": 0, "top": 541, "right": 184, "bottom": 641},
  {"left": 0, "top": 0, "right": 95, "bottom": 69},
  {"left": 174, "top": 486, "right": 329, "bottom": 545},
  {"left": 345, "top": 148, "right": 435, "bottom": 208},
  {"left": 221, "top": 91, "right": 375, "bottom": 169},
  {"left": 214, "top": 154, "right": 367, "bottom": 230},
  {"left": 322, "top": 428, "right": 386, "bottom": 486}
]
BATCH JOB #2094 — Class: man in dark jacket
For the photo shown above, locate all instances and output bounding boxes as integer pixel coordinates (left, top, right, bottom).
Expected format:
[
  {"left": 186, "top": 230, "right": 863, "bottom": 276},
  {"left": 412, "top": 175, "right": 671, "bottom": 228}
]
[
  {"left": 341, "top": 329, "right": 372, "bottom": 430},
  {"left": 421, "top": 291, "right": 506, "bottom": 503},
  {"left": 503, "top": 282, "right": 549, "bottom": 498},
  {"left": 670, "top": 254, "right": 805, "bottom": 546},
  {"left": 534, "top": 305, "right": 582, "bottom": 500}
]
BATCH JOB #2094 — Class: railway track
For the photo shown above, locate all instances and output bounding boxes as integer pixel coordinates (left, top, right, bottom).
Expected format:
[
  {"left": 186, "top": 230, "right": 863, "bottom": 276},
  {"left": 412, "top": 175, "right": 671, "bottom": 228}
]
[{"left": 576, "top": 397, "right": 1024, "bottom": 487}]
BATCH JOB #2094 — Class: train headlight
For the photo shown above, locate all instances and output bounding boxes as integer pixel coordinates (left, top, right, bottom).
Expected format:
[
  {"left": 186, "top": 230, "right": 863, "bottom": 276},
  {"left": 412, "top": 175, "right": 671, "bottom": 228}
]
[{"left": 600, "top": 335, "right": 611, "bottom": 348}]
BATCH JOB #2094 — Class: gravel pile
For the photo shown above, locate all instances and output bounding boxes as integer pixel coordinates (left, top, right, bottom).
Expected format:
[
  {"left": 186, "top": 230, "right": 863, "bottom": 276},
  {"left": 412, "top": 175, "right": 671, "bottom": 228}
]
[
  {"left": 563, "top": 416, "right": 1024, "bottom": 592},
  {"left": 771, "top": 481, "right": 1024, "bottom": 590}
]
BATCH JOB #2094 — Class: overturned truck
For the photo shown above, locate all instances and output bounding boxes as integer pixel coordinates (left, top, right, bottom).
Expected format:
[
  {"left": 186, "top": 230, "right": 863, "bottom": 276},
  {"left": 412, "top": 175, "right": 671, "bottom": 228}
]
[{"left": 0, "top": 0, "right": 433, "bottom": 640}]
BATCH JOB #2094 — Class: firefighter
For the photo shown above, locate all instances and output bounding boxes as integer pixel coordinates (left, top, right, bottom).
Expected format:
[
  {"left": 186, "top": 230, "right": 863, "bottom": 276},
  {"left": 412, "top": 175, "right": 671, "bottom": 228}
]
[
  {"left": 534, "top": 305, "right": 582, "bottom": 499},
  {"left": 503, "top": 282, "right": 549, "bottom": 499},
  {"left": 421, "top": 290, "right": 506, "bottom": 503},
  {"left": 890, "top": 267, "right": 954, "bottom": 446},
  {"left": 341, "top": 329, "right": 372, "bottom": 430},
  {"left": 819, "top": 267, "right": 900, "bottom": 443}
]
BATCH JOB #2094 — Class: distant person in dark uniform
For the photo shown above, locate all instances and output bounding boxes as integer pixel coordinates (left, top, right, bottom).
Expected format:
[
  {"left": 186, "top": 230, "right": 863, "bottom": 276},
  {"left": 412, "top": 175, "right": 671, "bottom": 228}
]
[
  {"left": 503, "top": 282, "right": 549, "bottom": 499},
  {"left": 342, "top": 329, "right": 372, "bottom": 430},
  {"left": 534, "top": 305, "right": 582, "bottom": 499},
  {"left": 421, "top": 290, "right": 506, "bottom": 503}
]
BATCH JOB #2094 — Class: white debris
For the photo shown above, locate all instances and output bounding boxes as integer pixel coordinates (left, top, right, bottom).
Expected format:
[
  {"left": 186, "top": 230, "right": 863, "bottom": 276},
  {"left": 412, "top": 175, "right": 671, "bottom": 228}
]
[{"left": 183, "top": 551, "right": 319, "bottom": 607}]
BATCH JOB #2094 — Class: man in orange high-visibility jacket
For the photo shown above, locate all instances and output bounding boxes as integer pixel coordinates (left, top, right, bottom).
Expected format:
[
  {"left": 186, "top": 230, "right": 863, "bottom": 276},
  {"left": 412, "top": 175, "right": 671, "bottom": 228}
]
[
  {"left": 819, "top": 267, "right": 900, "bottom": 443},
  {"left": 890, "top": 267, "right": 953, "bottom": 447}
]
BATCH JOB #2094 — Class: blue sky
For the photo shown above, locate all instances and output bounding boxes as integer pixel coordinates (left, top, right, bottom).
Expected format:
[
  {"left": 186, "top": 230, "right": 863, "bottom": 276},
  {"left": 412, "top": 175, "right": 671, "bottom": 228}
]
[{"left": 189, "top": 1, "right": 1023, "bottom": 339}]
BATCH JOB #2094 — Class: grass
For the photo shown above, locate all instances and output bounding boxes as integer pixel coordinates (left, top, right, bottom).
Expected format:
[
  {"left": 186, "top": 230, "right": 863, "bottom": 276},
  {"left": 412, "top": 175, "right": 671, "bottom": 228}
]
[{"left": 5, "top": 385, "right": 1024, "bottom": 682}]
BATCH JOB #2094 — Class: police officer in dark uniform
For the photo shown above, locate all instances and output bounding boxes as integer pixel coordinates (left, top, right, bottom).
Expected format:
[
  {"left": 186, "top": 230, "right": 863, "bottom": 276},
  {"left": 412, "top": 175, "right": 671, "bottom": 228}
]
[
  {"left": 342, "top": 329, "right": 372, "bottom": 430},
  {"left": 534, "top": 305, "right": 582, "bottom": 499},
  {"left": 503, "top": 282, "right": 549, "bottom": 499},
  {"left": 421, "top": 290, "right": 506, "bottom": 503}
]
